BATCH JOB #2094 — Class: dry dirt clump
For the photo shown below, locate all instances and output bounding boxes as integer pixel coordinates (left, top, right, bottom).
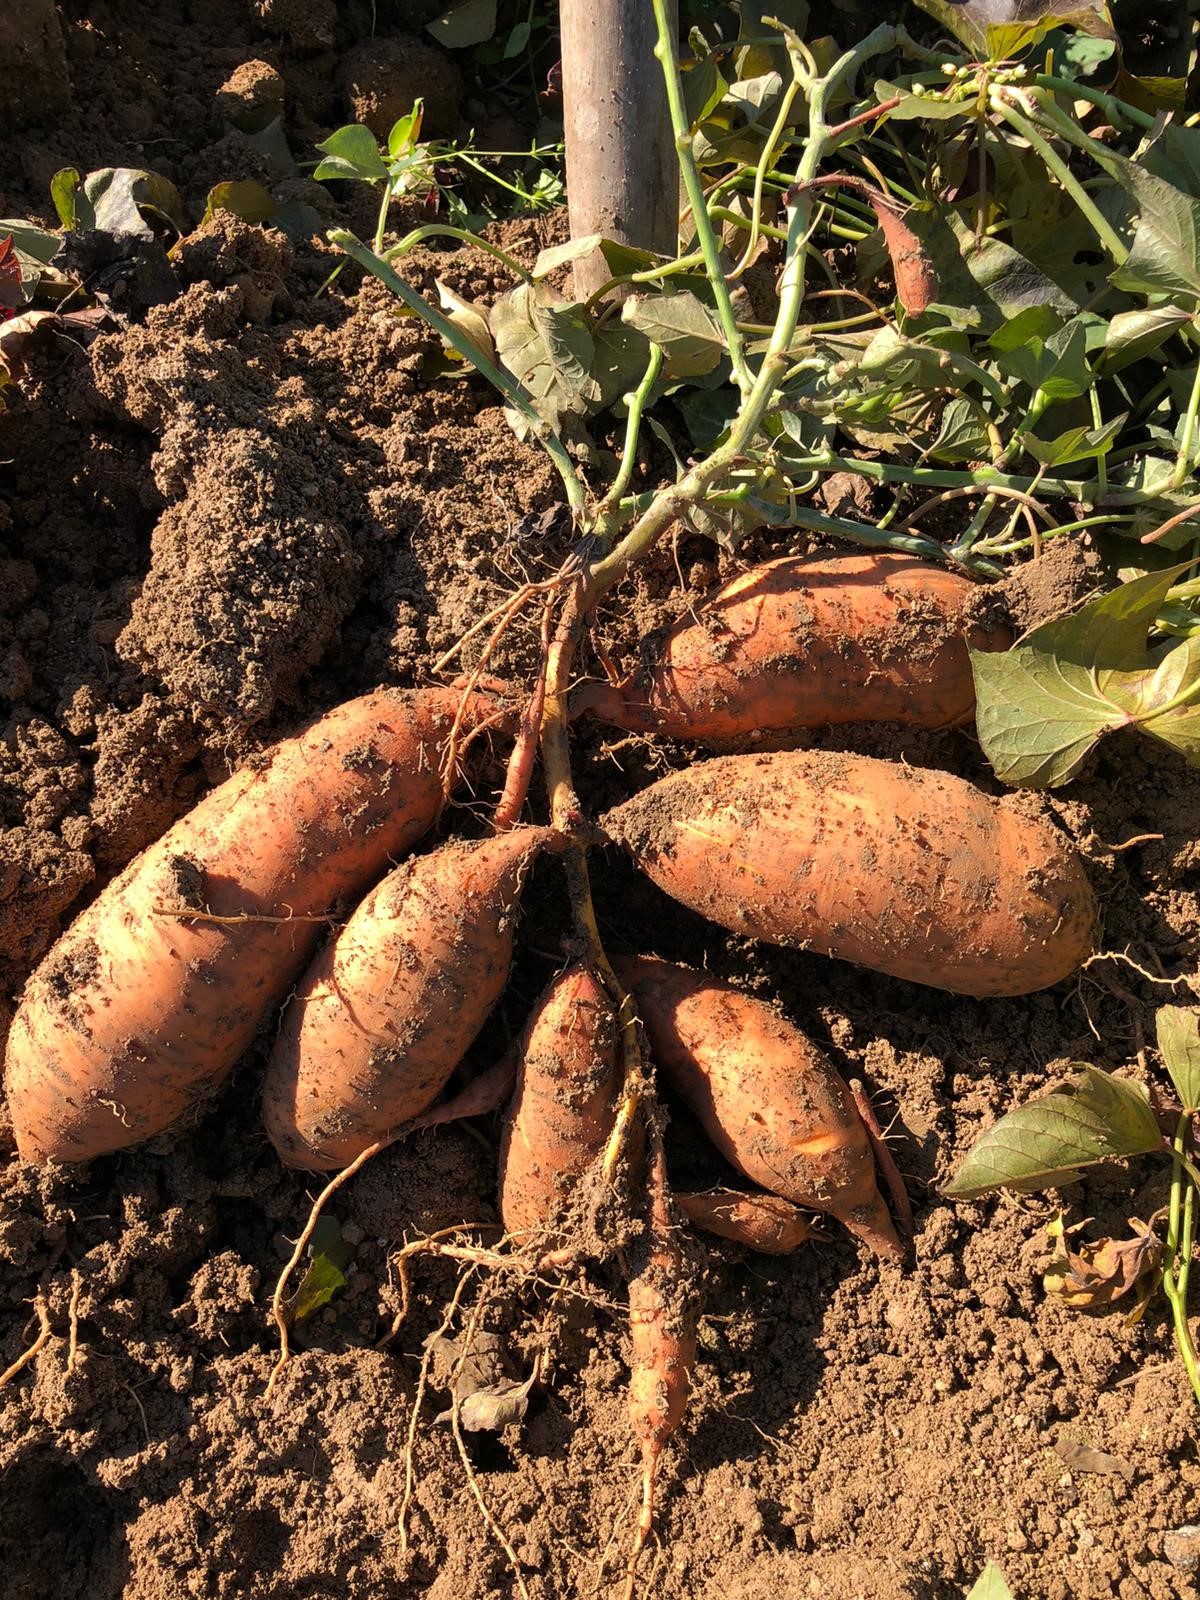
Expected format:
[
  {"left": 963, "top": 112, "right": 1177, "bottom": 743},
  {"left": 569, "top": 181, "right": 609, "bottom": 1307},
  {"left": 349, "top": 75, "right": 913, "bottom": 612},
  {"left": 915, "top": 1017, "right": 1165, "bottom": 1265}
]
[{"left": 337, "top": 36, "right": 464, "bottom": 140}]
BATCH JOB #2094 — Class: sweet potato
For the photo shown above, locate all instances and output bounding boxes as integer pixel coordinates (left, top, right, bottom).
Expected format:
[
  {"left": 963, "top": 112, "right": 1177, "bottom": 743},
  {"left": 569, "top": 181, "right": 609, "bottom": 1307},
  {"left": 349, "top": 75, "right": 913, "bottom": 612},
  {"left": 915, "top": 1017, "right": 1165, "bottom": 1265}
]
[
  {"left": 6, "top": 687, "right": 505, "bottom": 1165},
  {"left": 498, "top": 963, "right": 621, "bottom": 1243},
  {"left": 263, "top": 825, "right": 551, "bottom": 1171},
  {"left": 675, "top": 1189, "right": 814, "bottom": 1254},
  {"left": 574, "top": 552, "right": 1008, "bottom": 745},
  {"left": 614, "top": 955, "right": 902, "bottom": 1260},
  {"left": 625, "top": 1131, "right": 697, "bottom": 1595},
  {"left": 604, "top": 752, "right": 1097, "bottom": 997}
]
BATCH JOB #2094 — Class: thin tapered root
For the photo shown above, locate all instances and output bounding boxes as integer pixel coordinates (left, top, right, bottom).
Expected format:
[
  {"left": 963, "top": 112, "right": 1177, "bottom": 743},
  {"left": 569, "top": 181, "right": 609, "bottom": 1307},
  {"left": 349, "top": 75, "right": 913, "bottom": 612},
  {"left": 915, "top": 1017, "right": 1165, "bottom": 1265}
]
[
  {"left": 266, "top": 1137, "right": 388, "bottom": 1395},
  {"left": 621, "top": 1445, "right": 660, "bottom": 1600},
  {"left": 0, "top": 1294, "right": 52, "bottom": 1389},
  {"left": 494, "top": 598, "right": 554, "bottom": 830}
]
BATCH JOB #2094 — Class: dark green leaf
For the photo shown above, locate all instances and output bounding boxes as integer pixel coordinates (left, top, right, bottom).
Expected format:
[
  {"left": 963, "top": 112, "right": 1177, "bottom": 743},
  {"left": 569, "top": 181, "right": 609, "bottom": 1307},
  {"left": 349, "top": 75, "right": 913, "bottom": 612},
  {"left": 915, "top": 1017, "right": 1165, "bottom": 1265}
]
[
  {"left": 945, "top": 1066, "right": 1163, "bottom": 1200},
  {"left": 683, "top": 51, "right": 727, "bottom": 128},
  {"left": 678, "top": 385, "right": 740, "bottom": 448},
  {"left": 1093, "top": 151, "right": 1200, "bottom": 304},
  {"left": 1098, "top": 306, "right": 1193, "bottom": 374},
  {"left": 1157, "top": 1006, "right": 1200, "bottom": 1112},
  {"left": 314, "top": 125, "right": 389, "bottom": 184},
  {"left": 503, "top": 19, "right": 531, "bottom": 58},
  {"left": 988, "top": 312, "right": 1092, "bottom": 404},
  {"left": 1020, "top": 414, "right": 1122, "bottom": 468},
  {"left": 426, "top": 0, "right": 497, "bottom": 48},
  {"left": 972, "top": 562, "right": 1200, "bottom": 785},
  {"left": 929, "top": 396, "right": 994, "bottom": 464}
]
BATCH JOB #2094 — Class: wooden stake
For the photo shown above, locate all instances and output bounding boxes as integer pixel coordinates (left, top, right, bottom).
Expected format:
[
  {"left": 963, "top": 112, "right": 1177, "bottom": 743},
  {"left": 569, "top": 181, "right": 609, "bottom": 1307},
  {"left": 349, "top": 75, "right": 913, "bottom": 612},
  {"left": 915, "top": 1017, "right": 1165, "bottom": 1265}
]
[{"left": 560, "top": 0, "right": 679, "bottom": 300}]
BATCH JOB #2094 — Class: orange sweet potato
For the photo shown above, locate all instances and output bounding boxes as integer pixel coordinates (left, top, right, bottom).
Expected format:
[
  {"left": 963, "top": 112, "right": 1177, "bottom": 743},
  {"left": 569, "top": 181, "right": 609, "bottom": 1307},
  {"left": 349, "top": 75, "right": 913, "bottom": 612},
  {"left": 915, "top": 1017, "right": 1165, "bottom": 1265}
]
[
  {"left": 625, "top": 1131, "right": 697, "bottom": 1591},
  {"left": 614, "top": 955, "right": 902, "bottom": 1260},
  {"left": 263, "top": 826, "right": 551, "bottom": 1171},
  {"left": 498, "top": 962, "right": 621, "bottom": 1243},
  {"left": 674, "top": 1189, "right": 815, "bottom": 1254},
  {"left": 604, "top": 752, "right": 1097, "bottom": 997},
  {"left": 575, "top": 552, "right": 1008, "bottom": 745},
  {"left": 6, "top": 687, "right": 505, "bottom": 1165}
]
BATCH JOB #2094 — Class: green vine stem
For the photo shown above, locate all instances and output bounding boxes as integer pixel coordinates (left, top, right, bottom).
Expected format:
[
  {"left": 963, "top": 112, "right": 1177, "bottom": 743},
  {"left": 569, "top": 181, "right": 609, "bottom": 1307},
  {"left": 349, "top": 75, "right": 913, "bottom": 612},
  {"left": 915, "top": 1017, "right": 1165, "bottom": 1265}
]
[
  {"left": 1163, "top": 1113, "right": 1200, "bottom": 1406},
  {"left": 988, "top": 93, "right": 1129, "bottom": 266},
  {"left": 594, "top": 346, "right": 664, "bottom": 532},
  {"left": 384, "top": 223, "right": 532, "bottom": 281},
  {"left": 650, "top": 0, "right": 753, "bottom": 396}
]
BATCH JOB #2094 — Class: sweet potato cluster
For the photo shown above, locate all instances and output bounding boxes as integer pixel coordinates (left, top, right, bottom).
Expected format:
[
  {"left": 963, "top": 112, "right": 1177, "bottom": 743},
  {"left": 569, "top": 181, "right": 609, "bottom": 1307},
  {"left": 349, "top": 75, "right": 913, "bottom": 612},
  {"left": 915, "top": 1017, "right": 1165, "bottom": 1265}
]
[{"left": 3, "top": 552, "right": 1099, "bottom": 1562}]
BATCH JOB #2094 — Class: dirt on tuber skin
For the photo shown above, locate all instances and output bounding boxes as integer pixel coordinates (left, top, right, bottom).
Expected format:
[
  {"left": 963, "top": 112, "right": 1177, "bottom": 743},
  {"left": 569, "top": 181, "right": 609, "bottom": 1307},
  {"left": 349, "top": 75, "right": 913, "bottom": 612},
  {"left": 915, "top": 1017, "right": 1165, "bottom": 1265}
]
[
  {"left": 615, "top": 955, "right": 903, "bottom": 1260},
  {"left": 674, "top": 1188, "right": 816, "bottom": 1254},
  {"left": 604, "top": 753, "right": 1098, "bottom": 999},
  {"left": 574, "top": 551, "right": 1009, "bottom": 747},
  {"left": 262, "top": 824, "right": 553, "bottom": 1172},
  {"left": 4, "top": 687, "right": 510, "bottom": 1166},
  {"left": 497, "top": 961, "right": 622, "bottom": 1248}
]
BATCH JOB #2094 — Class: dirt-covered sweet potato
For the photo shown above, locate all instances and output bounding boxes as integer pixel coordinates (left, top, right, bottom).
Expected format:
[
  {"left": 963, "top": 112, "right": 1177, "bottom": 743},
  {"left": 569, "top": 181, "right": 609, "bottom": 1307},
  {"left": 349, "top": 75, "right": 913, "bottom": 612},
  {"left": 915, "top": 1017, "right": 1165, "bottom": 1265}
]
[
  {"left": 614, "top": 955, "right": 902, "bottom": 1259},
  {"left": 498, "top": 962, "right": 621, "bottom": 1243},
  {"left": 6, "top": 687, "right": 506, "bottom": 1165},
  {"left": 604, "top": 752, "right": 1096, "bottom": 998},
  {"left": 263, "top": 826, "right": 550, "bottom": 1171},
  {"left": 575, "top": 552, "right": 1008, "bottom": 745}
]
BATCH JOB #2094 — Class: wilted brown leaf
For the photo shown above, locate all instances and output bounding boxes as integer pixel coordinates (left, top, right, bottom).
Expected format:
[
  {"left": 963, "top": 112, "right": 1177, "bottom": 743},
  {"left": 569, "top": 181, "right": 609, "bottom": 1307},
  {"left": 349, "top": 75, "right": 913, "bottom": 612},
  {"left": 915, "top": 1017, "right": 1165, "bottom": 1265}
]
[
  {"left": 428, "top": 1327, "right": 537, "bottom": 1434},
  {"left": 1055, "top": 1437, "right": 1135, "bottom": 1481},
  {"left": 1042, "top": 1213, "right": 1162, "bottom": 1309}
]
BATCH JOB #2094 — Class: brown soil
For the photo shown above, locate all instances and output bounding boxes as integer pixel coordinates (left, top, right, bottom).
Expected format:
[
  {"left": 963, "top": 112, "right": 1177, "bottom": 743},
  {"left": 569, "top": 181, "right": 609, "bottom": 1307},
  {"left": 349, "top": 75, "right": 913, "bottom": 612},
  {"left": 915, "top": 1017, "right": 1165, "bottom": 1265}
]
[{"left": 3, "top": 9, "right": 1200, "bottom": 1600}]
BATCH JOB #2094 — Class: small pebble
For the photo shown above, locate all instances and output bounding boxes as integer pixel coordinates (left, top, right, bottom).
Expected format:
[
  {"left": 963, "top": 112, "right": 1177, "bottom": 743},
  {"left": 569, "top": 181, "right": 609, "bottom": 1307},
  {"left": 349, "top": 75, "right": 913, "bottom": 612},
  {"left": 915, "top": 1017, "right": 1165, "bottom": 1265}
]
[{"left": 1164, "top": 1525, "right": 1200, "bottom": 1575}]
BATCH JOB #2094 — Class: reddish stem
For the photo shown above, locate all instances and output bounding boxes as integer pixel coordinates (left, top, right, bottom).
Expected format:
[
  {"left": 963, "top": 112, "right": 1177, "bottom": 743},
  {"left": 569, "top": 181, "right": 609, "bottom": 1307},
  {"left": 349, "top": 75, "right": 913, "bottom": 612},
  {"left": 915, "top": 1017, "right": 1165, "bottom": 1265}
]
[
  {"left": 493, "top": 600, "right": 553, "bottom": 831},
  {"left": 849, "top": 1078, "right": 915, "bottom": 1240}
]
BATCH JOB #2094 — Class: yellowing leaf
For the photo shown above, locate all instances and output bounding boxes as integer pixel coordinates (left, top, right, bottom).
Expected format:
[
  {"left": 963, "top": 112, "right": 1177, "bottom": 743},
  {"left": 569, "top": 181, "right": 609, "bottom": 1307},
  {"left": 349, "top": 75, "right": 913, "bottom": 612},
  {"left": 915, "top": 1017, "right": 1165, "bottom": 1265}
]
[
  {"left": 436, "top": 280, "right": 496, "bottom": 367},
  {"left": 202, "top": 180, "right": 277, "bottom": 228},
  {"left": 965, "top": 1566, "right": 1015, "bottom": 1600}
]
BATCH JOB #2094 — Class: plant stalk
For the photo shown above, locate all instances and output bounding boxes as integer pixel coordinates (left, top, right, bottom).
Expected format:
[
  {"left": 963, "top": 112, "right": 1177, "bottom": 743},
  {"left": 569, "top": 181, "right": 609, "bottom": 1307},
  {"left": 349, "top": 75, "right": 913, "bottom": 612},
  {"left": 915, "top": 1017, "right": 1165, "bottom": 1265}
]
[
  {"left": 1163, "top": 1111, "right": 1200, "bottom": 1406},
  {"left": 649, "top": 0, "right": 753, "bottom": 395},
  {"left": 989, "top": 94, "right": 1129, "bottom": 266}
]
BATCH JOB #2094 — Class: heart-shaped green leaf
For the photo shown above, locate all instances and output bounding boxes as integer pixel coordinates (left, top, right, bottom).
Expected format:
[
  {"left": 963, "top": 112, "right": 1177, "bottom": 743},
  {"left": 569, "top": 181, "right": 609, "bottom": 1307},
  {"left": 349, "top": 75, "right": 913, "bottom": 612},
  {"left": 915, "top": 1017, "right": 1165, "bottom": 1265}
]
[
  {"left": 621, "top": 290, "right": 725, "bottom": 378},
  {"left": 314, "top": 125, "right": 389, "bottom": 185},
  {"left": 1158, "top": 1006, "right": 1200, "bottom": 1112},
  {"left": 945, "top": 1066, "right": 1163, "bottom": 1200},
  {"left": 971, "top": 562, "right": 1200, "bottom": 787}
]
